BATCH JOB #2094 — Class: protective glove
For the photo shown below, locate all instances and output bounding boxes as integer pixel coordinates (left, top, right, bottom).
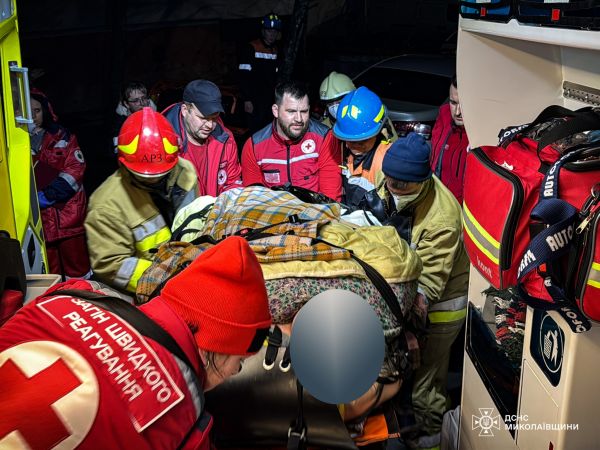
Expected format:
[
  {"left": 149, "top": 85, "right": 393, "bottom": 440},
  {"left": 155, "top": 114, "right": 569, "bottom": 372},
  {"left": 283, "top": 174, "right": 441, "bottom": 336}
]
[{"left": 38, "top": 191, "right": 55, "bottom": 209}]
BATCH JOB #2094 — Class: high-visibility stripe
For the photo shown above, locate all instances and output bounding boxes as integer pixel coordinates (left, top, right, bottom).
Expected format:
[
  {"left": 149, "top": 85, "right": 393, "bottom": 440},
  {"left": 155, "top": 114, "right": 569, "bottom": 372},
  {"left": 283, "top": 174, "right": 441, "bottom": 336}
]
[
  {"left": 343, "top": 170, "right": 375, "bottom": 192},
  {"left": 374, "top": 105, "right": 385, "bottom": 123},
  {"left": 463, "top": 202, "right": 500, "bottom": 265},
  {"left": 173, "top": 356, "right": 202, "bottom": 417},
  {"left": 114, "top": 256, "right": 152, "bottom": 292},
  {"left": 118, "top": 135, "right": 139, "bottom": 154},
  {"left": 588, "top": 262, "right": 600, "bottom": 288},
  {"left": 239, "top": 64, "right": 252, "bottom": 71},
  {"left": 428, "top": 308, "right": 467, "bottom": 323},
  {"left": 135, "top": 227, "right": 171, "bottom": 253},
  {"left": 257, "top": 153, "right": 319, "bottom": 166},
  {"left": 163, "top": 138, "right": 178, "bottom": 154},
  {"left": 127, "top": 258, "right": 153, "bottom": 292},
  {"left": 59, "top": 172, "right": 79, "bottom": 191},
  {"left": 429, "top": 295, "right": 468, "bottom": 312},
  {"left": 255, "top": 52, "right": 277, "bottom": 60},
  {"left": 133, "top": 215, "right": 168, "bottom": 242}
]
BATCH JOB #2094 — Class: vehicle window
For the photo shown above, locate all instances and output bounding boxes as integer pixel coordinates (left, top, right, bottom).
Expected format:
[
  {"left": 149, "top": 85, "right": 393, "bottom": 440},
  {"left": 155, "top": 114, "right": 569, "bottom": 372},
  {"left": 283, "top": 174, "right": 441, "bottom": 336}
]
[{"left": 354, "top": 68, "right": 451, "bottom": 106}]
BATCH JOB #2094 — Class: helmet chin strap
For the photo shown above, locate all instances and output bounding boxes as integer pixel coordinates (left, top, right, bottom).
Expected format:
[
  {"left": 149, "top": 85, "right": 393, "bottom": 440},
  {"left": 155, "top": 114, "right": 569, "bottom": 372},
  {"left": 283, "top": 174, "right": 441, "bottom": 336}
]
[{"left": 127, "top": 168, "right": 170, "bottom": 188}]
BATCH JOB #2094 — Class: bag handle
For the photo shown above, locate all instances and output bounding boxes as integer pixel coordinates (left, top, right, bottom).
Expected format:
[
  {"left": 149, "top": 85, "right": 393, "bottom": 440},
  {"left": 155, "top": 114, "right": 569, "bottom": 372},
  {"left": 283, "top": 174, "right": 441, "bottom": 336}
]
[
  {"left": 515, "top": 148, "right": 593, "bottom": 332},
  {"left": 536, "top": 111, "right": 600, "bottom": 153},
  {"left": 498, "top": 105, "right": 600, "bottom": 152}
]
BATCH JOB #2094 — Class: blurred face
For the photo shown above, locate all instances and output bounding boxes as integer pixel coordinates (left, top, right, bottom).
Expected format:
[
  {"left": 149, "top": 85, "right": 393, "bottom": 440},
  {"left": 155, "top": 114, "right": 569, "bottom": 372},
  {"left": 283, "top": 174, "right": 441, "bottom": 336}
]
[
  {"left": 202, "top": 353, "right": 246, "bottom": 391},
  {"left": 126, "top": 89, "right": 150, "bottom": 113},
  {"left": 31, "top": 98, "right": 43, "bottom": 128},
  {"left": 261, "top": 28, "right": 279, "bottom": 46},
  {"left": 273, "top": 93, "right": 309, "bottom": 141},
  {"left": 345, "top": 136, "right": 377, "bottom": 156},
  {"left": 182, "top": 103, "right": 218, "bottom": 145},
  {"left": 449, "top": 84, "right": 463, "bottom": 127}
]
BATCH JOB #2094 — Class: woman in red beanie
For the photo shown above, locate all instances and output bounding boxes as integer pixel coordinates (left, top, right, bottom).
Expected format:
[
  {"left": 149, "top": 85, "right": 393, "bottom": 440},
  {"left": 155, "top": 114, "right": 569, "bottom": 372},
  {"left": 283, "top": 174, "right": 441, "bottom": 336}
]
[{"left": 0, "top": 236, "right": 271, "bottom": 449}]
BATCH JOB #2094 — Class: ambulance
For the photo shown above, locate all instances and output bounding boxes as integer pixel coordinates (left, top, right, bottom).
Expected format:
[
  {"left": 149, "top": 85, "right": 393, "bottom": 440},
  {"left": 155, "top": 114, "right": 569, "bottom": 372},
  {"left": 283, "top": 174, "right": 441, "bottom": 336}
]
[{"left": 0, "top": 0, "right": 46, "bottom": 274}]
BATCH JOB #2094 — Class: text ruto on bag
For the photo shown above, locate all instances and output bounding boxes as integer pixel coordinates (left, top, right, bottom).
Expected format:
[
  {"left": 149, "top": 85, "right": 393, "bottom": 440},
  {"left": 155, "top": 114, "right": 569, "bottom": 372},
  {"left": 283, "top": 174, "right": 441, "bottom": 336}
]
[{"left": 546, "top": 226, "right": 574, "bottom": 252}]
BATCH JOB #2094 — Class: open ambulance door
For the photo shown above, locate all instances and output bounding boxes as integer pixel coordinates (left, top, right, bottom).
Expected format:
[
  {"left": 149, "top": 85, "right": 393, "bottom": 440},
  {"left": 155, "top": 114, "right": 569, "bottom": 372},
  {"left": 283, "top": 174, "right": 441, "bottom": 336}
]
[{"left": 0, "top": 0, "right": 46, "bottom": 273}]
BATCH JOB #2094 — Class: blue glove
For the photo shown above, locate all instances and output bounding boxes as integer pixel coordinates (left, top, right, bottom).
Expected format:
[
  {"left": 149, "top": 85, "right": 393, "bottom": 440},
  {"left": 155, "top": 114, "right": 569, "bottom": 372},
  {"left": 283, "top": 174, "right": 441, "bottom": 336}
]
[{"left": 38, "top": 191, "right": 55, "bottom": 209}]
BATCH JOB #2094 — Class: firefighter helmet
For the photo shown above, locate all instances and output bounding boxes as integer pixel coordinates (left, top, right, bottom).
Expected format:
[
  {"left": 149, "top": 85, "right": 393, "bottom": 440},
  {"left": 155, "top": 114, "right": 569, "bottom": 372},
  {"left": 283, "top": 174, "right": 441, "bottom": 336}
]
[
  {"left": 117, "top": 107, "right": 179, "bottom": 177},
  {"left": 332, "top": 87, "right": 386, "bottom": 141},
  {"left": 261, "top": 13, "right": 282, "bottom": 30},
  {"left": 319, "top": 72, "right": 356, "bottom": 102}
]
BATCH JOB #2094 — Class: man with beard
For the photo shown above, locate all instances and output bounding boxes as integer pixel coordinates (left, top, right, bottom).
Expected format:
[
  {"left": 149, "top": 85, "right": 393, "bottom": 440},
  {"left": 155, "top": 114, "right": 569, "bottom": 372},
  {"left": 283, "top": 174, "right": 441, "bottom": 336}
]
[
  {"left": 163, "top": 80, "right": 242, "bottom": 197},
  {"left": 241, "top": 80, "right": 342, "bottom": 201}
]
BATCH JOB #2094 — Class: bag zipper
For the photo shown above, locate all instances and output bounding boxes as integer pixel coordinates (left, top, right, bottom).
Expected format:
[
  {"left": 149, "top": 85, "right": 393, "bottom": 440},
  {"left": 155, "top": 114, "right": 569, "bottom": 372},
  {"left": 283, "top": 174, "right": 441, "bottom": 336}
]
[{"left": 471, "top": 148, "right": 525, "bottom": 277}]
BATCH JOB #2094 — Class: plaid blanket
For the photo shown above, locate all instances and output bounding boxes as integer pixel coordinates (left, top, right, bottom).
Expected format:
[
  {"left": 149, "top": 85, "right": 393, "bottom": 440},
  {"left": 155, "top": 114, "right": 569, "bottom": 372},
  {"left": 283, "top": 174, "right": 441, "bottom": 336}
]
[{"left": 200, "top": 187, "right": 350, "bottom": 263}]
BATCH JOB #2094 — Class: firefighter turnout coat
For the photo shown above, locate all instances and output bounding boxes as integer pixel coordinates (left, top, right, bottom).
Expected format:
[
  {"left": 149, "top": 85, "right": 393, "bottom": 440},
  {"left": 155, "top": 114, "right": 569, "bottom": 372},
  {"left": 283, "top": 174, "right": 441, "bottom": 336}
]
[{"left": 85, "top": 159, "right": 198, "bottom": 293}]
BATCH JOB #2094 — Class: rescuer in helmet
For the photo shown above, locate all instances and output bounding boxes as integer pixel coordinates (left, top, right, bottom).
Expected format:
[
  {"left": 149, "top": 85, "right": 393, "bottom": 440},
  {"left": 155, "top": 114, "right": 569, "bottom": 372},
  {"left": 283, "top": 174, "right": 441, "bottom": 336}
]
[
  {"left": 238, "top": 12, "right": 282, "bottom": 133},
  {"left": 85, "top": 107, "right": 198, "bottom": 293},
  {"left": 319, "top": 71, "right": 356, "bottom": 128},
  {"left": 332, "top": 87, "right": 394, "bottom": 209}
]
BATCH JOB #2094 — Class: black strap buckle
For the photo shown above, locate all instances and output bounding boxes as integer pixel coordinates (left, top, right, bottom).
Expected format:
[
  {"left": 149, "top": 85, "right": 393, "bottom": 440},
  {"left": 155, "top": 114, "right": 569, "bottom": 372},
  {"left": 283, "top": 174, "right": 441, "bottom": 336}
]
[{"left": 287, "top": 424, "right": 306, "bottom": 450}]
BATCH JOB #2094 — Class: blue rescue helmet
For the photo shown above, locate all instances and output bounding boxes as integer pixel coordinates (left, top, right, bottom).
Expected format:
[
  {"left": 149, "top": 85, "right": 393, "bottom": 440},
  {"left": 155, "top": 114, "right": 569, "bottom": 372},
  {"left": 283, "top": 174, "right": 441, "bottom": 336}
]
[
  {"left": 262, "top": 13, "right": 282, "bottom": 30},
  {"left": 332, "top": 87, "right": 386, "bottom": 141}
]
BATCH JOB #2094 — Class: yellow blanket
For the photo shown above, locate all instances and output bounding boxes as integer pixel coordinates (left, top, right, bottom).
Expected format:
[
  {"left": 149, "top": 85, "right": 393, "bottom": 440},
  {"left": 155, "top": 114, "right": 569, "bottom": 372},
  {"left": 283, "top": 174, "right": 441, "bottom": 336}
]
[{"left": 261, "top": 222, "right": 422, "bottom": 284}]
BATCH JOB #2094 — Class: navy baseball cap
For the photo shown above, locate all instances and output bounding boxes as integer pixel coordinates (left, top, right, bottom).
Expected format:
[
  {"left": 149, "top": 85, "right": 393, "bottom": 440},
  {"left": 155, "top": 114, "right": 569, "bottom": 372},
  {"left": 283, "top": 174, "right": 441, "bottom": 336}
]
[{"left": 183, "top": 80, "right": 224, "bottom": 116}]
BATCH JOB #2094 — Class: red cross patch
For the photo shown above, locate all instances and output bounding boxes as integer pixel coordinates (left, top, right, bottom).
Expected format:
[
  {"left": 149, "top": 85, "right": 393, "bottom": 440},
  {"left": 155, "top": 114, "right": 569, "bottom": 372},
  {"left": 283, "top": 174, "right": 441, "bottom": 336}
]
[
  {"left": 301, "top": 139, "right": 316, "bottom": 154},
  {"left": 0, "top": 341, "right": 99, "bottom": 449},
  {"left": 217, "top": 169, "right": 227, "bottom": 186}
]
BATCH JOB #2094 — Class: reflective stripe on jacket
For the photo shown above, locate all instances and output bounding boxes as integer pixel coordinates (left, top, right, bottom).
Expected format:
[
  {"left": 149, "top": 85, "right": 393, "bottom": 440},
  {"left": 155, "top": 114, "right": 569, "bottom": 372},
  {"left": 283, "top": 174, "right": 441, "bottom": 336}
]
[
  {"left": 34, "top": 127, "right": 87, "bottom": 242},
  {"left": 342, "top": 140, "right": 391, "bottom": 209},
  {"left": 238, "top": 38, "right": 278, "bottom": 103},
  {"left": 85, "top": 159, "right": 198, "bottom": 292},
  {"left": 377, "top": 175, "right": 469, "bottom": 312},
  {"left": 427, "top": 295, "right": 468, "bottom": 323},
  {"left": 241, "top": 120, "right": 342, "bottom": 201}
]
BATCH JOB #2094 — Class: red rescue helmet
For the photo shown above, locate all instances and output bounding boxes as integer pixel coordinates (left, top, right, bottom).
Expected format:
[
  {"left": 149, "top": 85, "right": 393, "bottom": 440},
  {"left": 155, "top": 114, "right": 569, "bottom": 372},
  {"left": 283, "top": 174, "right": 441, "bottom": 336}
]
[{"left": 117, "top": 107, "right": 179, "bottom": 177}]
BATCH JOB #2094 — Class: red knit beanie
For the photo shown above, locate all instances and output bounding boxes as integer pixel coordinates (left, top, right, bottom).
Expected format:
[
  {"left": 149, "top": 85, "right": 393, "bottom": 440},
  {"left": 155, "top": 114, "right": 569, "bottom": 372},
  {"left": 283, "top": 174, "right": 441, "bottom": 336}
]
[{"left": 160, "top": 236, "right": 272, "bottom": 356}]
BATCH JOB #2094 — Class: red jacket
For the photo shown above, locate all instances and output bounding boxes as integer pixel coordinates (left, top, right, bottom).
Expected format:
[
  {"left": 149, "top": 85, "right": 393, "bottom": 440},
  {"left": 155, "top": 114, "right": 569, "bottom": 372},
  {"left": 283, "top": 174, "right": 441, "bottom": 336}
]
[
  {"left": 0, "top": 280, "right": 211, "bottom": 450},
  {"left": 429, "top": 103, "right": 470, "bottom": 205},
  {"left": 241, "top": 120, "right": 342, "bottom": 201},
  {"left": 33, "top": 127, "right": 87, "bottom": 242},
  {"left": 163, "top": 103, "right": 242, "bottom": 197}
]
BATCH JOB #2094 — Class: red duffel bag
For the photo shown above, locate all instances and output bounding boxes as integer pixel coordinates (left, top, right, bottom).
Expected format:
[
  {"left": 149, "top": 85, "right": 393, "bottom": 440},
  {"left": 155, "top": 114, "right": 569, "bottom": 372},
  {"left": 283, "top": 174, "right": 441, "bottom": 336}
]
[{"left": 462, "top": 106, "right": 600, "bottom": 304}]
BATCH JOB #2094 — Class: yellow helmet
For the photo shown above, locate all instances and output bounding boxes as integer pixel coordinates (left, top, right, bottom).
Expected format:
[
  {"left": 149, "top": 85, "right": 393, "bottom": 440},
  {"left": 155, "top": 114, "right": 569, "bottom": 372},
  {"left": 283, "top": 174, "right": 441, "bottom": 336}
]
[{"left": 319, "top": 71, "right": 356, "bottom": 102}]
